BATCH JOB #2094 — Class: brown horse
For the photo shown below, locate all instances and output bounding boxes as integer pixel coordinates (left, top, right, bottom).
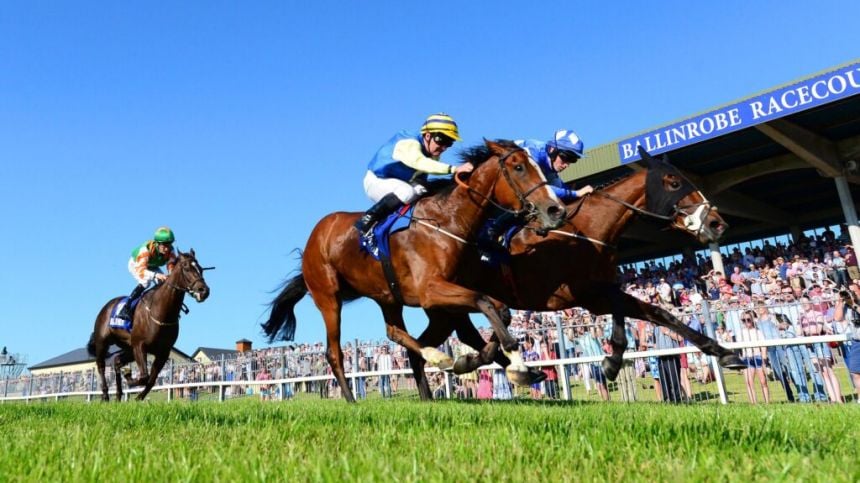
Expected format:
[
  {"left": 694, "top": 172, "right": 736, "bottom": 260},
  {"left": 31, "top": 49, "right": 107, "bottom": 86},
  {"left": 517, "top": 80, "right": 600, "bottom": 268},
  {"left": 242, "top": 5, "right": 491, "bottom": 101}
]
[
  {"left": 263, "top": 140, "right": 566, "bottom": 402},
  {"left": 406, "top": 148, "right": 747, "bottom": 400},
  {"left": 87, "top": 250, "right": 211, "bottom": 401}
]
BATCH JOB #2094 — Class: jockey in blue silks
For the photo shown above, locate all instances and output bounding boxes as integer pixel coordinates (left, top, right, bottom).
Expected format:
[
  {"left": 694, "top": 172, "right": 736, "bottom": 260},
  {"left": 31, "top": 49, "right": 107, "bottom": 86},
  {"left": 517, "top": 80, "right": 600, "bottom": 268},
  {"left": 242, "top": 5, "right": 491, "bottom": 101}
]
[
  {"left": 478, "top": 129, "right": 594, "bottom": 262},
  {"left": 354, "top": 113, "right": 475, "bottom": 246}
]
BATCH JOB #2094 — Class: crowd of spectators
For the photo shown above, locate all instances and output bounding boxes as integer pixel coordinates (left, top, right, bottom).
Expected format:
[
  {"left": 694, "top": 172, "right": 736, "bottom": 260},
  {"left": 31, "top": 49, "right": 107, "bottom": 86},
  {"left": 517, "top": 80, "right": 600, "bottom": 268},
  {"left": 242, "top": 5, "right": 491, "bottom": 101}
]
[{"left": 6, "top": 227, "right": 860, "bottom": 404}]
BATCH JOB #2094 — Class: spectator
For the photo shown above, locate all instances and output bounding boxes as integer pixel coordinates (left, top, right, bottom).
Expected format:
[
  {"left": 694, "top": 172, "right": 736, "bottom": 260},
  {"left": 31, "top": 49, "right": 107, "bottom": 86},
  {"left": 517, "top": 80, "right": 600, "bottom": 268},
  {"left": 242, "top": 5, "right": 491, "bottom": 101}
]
[
  {"left": 374, "top": 345, "right": 394, "bottom": 398},
  {"left": 737, "top": 310, "right": 770, "bottom": 404}
]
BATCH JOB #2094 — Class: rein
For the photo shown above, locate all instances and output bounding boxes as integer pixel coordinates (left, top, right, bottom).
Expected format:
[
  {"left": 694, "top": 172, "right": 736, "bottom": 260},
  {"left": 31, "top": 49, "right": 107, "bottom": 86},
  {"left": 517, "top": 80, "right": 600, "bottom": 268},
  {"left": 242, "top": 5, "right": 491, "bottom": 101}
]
[{"left": 454, "top": 149, "right": 548, "bottom": 219}]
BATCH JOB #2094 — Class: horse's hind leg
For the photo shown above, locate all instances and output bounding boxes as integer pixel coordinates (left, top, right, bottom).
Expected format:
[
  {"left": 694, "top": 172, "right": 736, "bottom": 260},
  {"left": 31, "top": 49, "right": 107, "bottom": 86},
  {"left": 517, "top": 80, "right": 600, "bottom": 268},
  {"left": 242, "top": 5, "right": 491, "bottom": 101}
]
[
  {"left": 315, "top": 295, "right": 355, "bottom": 403},
  {"left": 96, "top": 355, "right": 110, "bottom": 402},
  {"left": 137, "top": 353, "right": 168, "bottom": 401}
]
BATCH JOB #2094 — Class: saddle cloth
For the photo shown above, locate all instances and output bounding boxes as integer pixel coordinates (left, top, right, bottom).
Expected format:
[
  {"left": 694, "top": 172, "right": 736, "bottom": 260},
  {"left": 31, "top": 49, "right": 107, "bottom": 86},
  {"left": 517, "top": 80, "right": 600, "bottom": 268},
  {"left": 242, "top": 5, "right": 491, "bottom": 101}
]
[
  {"left": 108, "top": 297, "right": 141, "bottom": 331},
  {"left": 360, "top": 205, "right": 415, "bottom": 260}
]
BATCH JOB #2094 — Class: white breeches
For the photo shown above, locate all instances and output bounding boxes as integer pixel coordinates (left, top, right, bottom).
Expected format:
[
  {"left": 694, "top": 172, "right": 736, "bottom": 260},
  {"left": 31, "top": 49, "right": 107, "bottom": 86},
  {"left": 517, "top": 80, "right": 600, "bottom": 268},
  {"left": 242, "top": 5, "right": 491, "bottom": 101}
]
[
  {"left": 127, "top": 257, "right": 163, "bottom": 287},
  {"left": 363, "top": 170, "right": 426, "bottom": 203}
]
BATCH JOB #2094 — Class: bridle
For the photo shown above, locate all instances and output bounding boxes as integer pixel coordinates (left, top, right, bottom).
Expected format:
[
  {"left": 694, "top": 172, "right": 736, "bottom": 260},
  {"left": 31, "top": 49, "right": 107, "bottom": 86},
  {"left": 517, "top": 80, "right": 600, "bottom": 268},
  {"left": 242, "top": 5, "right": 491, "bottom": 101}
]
[
  {"left": 590, "top": 187, "right": 715, "bottom": 238},
  {"left": 146, "top": 255, "right": 214, "bottom": 326},
  {"left": 455, "top": 149, "right": 550, "bottom": 220},
  {"left": 164, "top": 257, "right": 214, "bottom": 299}
]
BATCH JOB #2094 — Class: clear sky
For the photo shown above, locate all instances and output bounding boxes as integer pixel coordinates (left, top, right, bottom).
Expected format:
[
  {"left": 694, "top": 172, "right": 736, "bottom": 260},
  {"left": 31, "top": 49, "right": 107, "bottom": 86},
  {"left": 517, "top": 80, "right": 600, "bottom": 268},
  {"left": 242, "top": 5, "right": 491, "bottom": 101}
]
[{"left": 2, "top": 1, "right": 859, "bottom": 367}]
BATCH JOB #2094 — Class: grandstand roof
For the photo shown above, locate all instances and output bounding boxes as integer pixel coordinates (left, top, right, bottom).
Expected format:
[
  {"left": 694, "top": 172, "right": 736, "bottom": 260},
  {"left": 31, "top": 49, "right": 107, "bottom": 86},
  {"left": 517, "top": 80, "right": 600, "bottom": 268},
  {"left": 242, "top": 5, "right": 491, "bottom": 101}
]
[
  {"left": 564, "top": 59, "right": 860, "bottom": 263},
  {"left": 29, "top": 345, "right": 193, "bottom": 371}
]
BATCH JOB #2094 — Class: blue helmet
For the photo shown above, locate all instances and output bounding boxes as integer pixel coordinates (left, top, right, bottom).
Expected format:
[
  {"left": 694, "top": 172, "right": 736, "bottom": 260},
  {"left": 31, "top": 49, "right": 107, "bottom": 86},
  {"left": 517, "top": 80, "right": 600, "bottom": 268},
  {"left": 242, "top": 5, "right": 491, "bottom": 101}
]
[{"left": 548, "top": 129, "right": 586, "bottom": 158}]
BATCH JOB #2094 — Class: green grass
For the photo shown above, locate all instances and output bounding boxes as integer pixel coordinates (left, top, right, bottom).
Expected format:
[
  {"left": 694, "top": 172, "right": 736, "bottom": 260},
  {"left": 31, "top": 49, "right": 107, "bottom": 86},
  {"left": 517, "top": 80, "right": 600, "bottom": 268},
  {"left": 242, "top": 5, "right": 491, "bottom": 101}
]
[{"left": 2, "top": 399, "right": 858, "bottom": 482}]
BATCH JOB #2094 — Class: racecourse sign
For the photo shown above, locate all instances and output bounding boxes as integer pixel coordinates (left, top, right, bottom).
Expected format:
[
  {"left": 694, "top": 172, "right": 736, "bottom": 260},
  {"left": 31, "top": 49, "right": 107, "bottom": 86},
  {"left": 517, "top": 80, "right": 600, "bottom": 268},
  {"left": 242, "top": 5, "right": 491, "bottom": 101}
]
[{"left": 618, "top": 62, "right": 860, "bottom": 163}]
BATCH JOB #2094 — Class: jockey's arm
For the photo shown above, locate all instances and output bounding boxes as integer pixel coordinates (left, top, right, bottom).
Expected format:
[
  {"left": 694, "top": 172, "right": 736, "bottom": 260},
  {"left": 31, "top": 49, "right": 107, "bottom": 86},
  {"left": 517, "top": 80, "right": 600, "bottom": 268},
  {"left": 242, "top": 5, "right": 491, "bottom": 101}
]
[
  {"left": 392, "top": 139, "right": 454, "bottom": 174},
  {"left": 133, "top": 251, "right": 159, "bottom": 283}
]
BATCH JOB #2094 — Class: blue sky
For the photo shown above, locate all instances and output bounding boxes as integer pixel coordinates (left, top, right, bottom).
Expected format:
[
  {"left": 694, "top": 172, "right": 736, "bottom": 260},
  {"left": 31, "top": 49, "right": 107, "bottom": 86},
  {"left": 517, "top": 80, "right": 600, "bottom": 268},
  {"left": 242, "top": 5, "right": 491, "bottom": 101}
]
[{"left": 2, "top": 2, "right": 859, "bottom": 366}]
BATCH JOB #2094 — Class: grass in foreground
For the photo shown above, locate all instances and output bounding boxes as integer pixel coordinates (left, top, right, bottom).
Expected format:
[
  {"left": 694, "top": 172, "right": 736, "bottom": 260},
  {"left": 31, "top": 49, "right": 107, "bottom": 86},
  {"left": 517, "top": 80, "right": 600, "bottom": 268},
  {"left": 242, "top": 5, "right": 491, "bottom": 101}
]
[{"left": 1, "top": 398, "right": 858, "bottom": 482}]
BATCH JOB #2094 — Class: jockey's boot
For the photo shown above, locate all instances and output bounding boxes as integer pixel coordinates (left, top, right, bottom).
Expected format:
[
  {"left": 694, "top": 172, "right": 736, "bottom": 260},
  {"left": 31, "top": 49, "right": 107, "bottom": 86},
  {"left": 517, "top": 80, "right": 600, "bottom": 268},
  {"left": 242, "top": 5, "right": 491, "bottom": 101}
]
[
  {"left": 117, "top": 284, "right": 145, "bottom": 320},
  {"left": 477, "top": 213, "right": 517, "bottom": 263},
  {"left": 354, "top": 193, "right": 402, "bottom": 246}
]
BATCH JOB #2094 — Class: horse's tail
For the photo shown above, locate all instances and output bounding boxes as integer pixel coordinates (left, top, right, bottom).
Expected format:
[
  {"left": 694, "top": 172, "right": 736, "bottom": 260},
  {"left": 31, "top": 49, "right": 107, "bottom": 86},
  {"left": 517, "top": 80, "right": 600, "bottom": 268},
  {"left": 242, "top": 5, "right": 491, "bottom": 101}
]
[
  {"left": 262, "top": 273, "right": 308, "bottom": 342},
  {"left": 86, "top": 331, "right": 97, "bottom": 357}
]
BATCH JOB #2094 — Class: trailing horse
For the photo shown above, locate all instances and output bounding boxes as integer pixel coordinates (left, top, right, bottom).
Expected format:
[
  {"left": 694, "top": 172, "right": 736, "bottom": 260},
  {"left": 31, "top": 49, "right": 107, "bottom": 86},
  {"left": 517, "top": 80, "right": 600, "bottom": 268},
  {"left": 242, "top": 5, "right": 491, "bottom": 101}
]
[
  {"left": 263, "top": 140, "right": 566, "bottom": 402},
  {"left": 407, "top": 148, "right": 747, "bottom": 400},
  {"left": 87, "top": 250, "right": 211, "bottom": 401}
]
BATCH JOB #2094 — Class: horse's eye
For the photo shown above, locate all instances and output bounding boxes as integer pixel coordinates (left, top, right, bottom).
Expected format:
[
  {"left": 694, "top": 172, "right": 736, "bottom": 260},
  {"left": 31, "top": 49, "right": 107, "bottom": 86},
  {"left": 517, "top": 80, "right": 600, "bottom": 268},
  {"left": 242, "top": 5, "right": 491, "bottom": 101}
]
[
  {"left": 670, "top": 180, "right": 681, "bottom": 190},
  {"left": 514, "top": 164, "right": 525, "bottom": 173}
]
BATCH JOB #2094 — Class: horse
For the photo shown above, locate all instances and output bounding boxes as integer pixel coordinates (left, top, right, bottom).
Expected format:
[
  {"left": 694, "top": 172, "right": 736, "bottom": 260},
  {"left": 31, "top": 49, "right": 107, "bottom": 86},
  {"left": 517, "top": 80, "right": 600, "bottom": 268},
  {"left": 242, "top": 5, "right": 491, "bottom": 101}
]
[
  {"left": 263, "top": 139, "right": 567, "bottom": 402},
  {"left": 406, "top": 147, "right": 748, "bottom": 400},
  {"left": 87, "top": 250, "right": 211, "bottom": 401}
]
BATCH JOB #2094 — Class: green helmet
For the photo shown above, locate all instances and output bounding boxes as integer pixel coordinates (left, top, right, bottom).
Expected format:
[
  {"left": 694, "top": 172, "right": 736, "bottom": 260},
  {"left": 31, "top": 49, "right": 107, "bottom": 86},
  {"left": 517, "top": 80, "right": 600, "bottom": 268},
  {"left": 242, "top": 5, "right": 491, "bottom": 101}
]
[{"left": 153, "top": 226, "right": 175, "bottom": 244}]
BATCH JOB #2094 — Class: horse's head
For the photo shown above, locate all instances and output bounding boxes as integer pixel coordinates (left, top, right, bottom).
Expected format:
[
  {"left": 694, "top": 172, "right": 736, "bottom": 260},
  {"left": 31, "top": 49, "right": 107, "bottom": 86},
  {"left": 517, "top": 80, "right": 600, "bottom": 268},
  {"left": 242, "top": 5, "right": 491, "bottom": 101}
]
[
  {"left": 170, "top": 249, "right": 212, "bottom": 302},
  {"left": 639, "top": 147, "right": 728, "bottom": 244},
  {"left": 484, "top": 139, "right": 566, "bottom": 230}
]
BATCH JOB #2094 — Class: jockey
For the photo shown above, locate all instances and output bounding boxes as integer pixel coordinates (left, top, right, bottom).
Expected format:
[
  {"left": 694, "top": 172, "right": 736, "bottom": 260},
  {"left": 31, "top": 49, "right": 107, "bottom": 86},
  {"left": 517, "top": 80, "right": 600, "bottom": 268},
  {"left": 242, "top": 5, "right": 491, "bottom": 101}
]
[
  {"left": 355, "top": 113, "right": 475, "bottom": 246},
  {"left": 116, "top": 226, "right": 178, "bottom": 321},
  {"left": 478, "top": 129, "right": 594, "bottom": 261}
]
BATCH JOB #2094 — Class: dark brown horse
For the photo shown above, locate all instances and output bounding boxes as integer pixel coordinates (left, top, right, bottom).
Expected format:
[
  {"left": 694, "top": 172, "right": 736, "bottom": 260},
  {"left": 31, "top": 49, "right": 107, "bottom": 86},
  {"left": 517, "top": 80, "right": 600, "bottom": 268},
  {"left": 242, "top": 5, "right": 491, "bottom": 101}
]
[
  {"left": 263, "top": 140, "right": 566, "bottom": 402},
  {"left": 87, "top": 250, "right": 211, "bottom": 401},
  {"left": 406, "top": 148, "right": 747, "bottom": 400}
]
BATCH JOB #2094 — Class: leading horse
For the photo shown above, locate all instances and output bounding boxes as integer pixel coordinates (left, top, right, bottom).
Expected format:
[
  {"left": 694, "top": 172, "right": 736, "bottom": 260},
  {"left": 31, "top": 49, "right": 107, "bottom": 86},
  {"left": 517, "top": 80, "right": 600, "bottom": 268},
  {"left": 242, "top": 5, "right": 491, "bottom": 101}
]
[
  {"left": 87, "top": 250, "right": 211, "bottom": 401},
  {"left": 263, "top": 140, "right": 566, "bottom": 402},
  {"left": 407, "top": 148, "right": 747, "bottom": 399}
]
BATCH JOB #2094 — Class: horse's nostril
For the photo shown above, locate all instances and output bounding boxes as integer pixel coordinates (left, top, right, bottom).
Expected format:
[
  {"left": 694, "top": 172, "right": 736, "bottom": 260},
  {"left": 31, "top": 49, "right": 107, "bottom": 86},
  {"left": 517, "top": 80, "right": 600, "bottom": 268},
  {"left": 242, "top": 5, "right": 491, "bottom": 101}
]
[{"left": 548, "top": 205, "right": 564, "bottom": 219}]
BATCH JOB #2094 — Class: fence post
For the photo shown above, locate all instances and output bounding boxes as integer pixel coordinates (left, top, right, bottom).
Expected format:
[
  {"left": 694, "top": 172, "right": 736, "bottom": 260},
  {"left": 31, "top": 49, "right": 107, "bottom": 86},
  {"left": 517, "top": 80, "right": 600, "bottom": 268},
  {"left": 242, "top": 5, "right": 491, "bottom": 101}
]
[
  {"left": 701, "top": 299, "right": 728, "bottom": 404},
  {"left": 167, "top": 359, "right": 174, "bottom": 402},
  {"left": 27, "top": 376, "right": 33, "bottom": 403},
  {"left": 554, "top": 313, "right": 572, "bottom": 401},
  {"left": 443, "top": 341, "right": 453, "bottom": 399}
]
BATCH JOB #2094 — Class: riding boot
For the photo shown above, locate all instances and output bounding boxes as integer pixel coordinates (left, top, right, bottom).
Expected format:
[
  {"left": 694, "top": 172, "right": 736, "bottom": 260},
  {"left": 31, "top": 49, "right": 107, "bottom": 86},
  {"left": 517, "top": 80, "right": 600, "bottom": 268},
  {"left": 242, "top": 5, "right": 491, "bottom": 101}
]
[
  {"left": 117, "top": 284, "right": 145, "bottom": 320},
  {"left": 354, "top": 193, "right": 402, "bottom": 244},
  {"left": 477, "top": 212, "right": 518, "bottom": 263}
]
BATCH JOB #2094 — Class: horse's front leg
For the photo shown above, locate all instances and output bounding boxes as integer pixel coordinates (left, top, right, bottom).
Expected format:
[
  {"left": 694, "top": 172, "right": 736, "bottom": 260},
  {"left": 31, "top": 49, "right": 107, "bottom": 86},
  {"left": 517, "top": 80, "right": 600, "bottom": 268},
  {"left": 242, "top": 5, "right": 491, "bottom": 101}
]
[
  {"left": 450, "top": 313, "right": 548, "bottom": 385},
  {"left": 421, "top": 279, "right": 530, "bottom": 386},
  {"left": 136, "top": 354, "right": 168, "bottom": 401},
  {"left": 380, "top": 304, "right": 452, "bottom": 370},
  {"left": 601, "top": 291, "right": 631, "bottom": 382},
  {"left": 131, "top": 343, "right": 149, "bottom": 386}
]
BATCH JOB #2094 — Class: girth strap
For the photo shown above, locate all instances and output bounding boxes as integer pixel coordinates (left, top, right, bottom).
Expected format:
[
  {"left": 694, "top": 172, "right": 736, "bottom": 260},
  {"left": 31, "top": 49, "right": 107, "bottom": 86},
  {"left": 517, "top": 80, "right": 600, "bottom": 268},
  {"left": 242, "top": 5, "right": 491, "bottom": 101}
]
[{"left": 379, "top": 251, "right": 404, "bottom": 305}]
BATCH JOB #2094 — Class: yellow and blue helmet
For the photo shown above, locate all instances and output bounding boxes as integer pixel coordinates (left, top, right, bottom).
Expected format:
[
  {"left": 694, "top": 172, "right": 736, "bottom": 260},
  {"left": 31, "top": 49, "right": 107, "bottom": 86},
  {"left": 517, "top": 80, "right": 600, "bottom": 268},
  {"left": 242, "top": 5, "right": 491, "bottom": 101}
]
[{"left": 420, "top": 113, "right": 461, "bottom": 141}]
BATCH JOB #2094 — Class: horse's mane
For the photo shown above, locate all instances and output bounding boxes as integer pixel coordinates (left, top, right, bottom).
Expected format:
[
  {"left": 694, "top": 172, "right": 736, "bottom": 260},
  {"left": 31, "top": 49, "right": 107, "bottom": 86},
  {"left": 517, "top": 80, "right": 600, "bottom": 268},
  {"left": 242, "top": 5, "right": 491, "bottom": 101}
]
[{"left": 426, "top": 139, "right": 521, "bottom": 199}]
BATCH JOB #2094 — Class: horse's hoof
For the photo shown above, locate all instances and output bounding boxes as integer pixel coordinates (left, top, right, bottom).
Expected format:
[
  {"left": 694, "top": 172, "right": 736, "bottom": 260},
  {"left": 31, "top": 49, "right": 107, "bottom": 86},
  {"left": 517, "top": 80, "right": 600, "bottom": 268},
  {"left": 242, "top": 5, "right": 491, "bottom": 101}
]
[
  {"left": 420, "top": 347, "right": 454, "bottom": 370},
  {"left": 601, "top": 358, "right": 620, "bottom": 382},
  {"left": 719, "top": 353, "right": 746, "bottom": 370},
  {"left": 526, "top": 368, "right": 547, "bottom": 385},
  {"left": 506, "top": 366, "right": 533, "bottom": 387}
]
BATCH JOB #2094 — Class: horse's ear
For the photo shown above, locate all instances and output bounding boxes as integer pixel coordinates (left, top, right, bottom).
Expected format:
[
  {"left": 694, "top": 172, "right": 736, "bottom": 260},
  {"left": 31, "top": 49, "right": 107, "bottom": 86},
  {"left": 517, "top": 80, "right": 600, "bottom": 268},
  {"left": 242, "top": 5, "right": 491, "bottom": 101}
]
[
  {"left": 484, "top": 138, "right": 504, "bottom": 156},
  {"left": 190, "top": 248, "right": 196, "bottom": 258},
  {"left": 637, "top": 146, "right": 655, "bottom": 167}
]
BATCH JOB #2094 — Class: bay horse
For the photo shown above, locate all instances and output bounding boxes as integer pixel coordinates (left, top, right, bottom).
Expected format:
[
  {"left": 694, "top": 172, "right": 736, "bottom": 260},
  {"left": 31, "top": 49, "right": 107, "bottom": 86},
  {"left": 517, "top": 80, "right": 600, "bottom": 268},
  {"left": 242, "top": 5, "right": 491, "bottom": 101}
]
[
  {"left": 407, "top": 148, "right": 747, "bottom": 400},
  {"left": 263, "top": 140, "right": 566, "bottom": 402},
  {"left": 87, "top": 250, "right": 211, "bottom": 401}
]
